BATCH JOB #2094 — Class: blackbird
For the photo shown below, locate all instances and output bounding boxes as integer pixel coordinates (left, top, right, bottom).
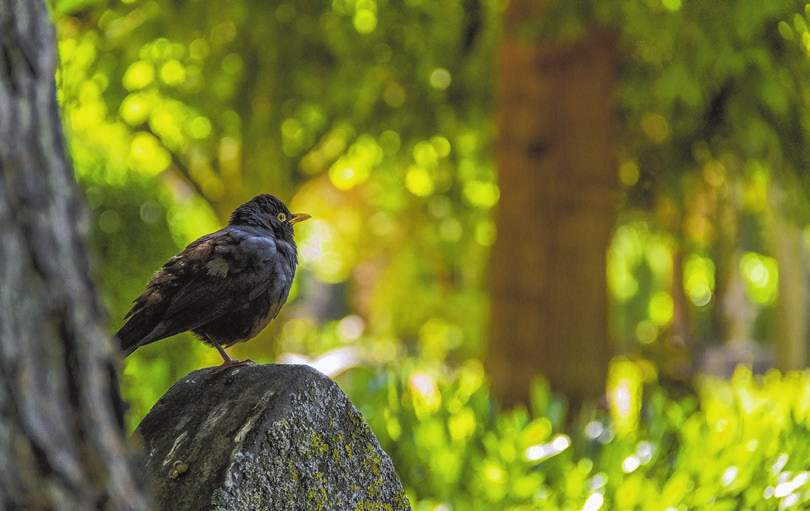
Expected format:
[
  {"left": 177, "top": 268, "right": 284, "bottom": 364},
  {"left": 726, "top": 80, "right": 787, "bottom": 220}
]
[{"left": 114, "top": 194, "right": 310, "bottom": 372}]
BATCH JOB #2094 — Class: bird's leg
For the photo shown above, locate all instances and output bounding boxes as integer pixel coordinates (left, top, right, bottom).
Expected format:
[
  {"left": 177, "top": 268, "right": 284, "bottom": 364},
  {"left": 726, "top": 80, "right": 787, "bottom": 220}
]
[{"left": 206, "top": 338, "right": 255, "bottom": 376}]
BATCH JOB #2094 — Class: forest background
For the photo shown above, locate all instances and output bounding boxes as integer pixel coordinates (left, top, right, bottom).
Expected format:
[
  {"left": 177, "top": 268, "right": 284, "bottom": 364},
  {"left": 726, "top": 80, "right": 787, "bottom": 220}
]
[{"left": 52, "top": 0, "right": 810, "bottom": 509}]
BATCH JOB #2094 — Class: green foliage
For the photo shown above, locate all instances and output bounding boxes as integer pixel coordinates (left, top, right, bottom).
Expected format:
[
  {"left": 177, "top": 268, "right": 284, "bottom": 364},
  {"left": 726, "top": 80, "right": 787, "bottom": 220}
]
[
  {"left": 50, "top": 0, "right": 810, "bottom": 501},
  {"left": 348, "top": 361, "right": 810, "bottom": 510},
  {"left": 54, "top": 0, "right": 506, "bottom": 431}
]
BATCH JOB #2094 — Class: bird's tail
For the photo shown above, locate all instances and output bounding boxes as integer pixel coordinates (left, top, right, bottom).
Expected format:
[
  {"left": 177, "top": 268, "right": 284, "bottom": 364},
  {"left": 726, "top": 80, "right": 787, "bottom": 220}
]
[{"left": 114, "top": 315, "right": 160, "bottom": 357}]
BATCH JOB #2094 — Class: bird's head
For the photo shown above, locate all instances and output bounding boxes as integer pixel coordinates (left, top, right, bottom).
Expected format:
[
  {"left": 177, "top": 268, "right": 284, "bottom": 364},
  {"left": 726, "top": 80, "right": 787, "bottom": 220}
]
[{"left": 229, "top": 194, "right": 310, "bottom": 242}]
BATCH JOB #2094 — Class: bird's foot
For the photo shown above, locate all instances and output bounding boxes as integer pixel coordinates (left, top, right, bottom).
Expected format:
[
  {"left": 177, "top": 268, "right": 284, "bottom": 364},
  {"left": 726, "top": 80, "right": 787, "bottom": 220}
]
[{"left": 206, "top": 358, "right": 255, "bottom": 377}]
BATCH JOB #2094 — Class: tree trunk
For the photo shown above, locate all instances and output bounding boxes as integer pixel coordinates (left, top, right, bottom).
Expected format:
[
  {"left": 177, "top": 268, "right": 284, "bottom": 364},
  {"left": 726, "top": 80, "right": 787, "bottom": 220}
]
[
  {"left": 770, "top": 192, "right": 808, "bottom": 372},
  {"left": 488, "top": 5, "right": 618, "bottom": 410},
  {"left": 0, "top": 1, "right": 148, "bottom": 509}
]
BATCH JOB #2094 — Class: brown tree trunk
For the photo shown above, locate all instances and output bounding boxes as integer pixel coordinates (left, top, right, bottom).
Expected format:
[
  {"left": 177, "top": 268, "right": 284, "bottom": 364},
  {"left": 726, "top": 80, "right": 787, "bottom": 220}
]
[
  {"left": 488, "top": 5, "right": 618, "bottom": 411},
  {"left": 0, "top": 1, "right": 148, "bottom": 509}
]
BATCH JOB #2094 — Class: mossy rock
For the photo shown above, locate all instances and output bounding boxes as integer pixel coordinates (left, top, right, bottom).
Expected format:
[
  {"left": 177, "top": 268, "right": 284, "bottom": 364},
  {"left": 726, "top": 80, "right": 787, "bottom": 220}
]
[{"left": 135, "top": 364, "right": 411, "bottom": 511}]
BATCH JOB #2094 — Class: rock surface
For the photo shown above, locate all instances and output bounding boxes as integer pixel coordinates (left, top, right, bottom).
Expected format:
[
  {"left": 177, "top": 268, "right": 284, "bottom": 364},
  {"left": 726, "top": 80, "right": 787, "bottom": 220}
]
[{"left": 135, "top": 363, "right": 411, "bottom": 510}]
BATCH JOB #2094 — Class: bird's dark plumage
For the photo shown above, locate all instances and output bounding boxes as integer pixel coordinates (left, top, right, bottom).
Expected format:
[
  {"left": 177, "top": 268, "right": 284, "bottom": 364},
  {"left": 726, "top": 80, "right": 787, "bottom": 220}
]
[{"left": 114, "top": 194, "right": 310, "bottom": 370}]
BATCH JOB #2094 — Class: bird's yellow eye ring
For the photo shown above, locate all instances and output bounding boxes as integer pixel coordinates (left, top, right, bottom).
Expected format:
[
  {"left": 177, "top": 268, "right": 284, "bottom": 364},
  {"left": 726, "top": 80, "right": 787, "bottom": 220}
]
[{"left": 277, "top": 212, "right": 287, "bottom": 222}]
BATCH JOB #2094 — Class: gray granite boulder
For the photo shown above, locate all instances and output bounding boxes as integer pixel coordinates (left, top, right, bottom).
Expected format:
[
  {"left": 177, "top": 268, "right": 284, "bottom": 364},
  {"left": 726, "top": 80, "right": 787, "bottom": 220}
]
[{"left": 135, "top": 363, "right": 411, "bottom": 510}]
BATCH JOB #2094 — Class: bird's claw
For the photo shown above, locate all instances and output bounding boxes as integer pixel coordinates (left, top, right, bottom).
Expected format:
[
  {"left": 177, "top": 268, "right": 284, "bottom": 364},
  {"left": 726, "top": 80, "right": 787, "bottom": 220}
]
[{"left": 206, "top": 358, "right": 255, "bottom": 377}]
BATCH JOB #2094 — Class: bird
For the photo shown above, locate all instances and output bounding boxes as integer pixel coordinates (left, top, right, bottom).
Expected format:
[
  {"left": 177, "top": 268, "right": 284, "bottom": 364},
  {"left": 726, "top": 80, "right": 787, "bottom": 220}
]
[{"left": 114, "top": 194, "right": 310, "bottom": 373}]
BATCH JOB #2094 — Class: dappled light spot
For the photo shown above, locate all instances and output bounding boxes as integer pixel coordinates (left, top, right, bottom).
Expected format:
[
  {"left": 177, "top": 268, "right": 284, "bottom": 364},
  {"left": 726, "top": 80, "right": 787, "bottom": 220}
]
[
  {"left": 353, "top": 8, "right": 377, "bottom": 34},
  {"left": 474, "top": 220, "right": 496, "bottom": 246},
  {"left": 144, "top": 38, "right": 186, "bottom": 62},
  {"left": 636, "top": 441, "right": 653, "bottom": 463},
  {"left": 188, "top": 38, "right": 209, "bottom": 60},
  {"left": 608, "top": 358, "right": 642, "bottom": 436},
  {"left": 525, "top": 434, "right": 570, "bottom": 462},
  {"left": 220, "top": 53, "right": 243, "bottom": 75},
  {"left": 635, "top": 319, "right": 657, "bottom": 344},
  {"left": 159, "top": 59, "right": 186, "bottom": 86},
  {"left": 773, "top": 471, "right": 809, "bottom": 500},
  {"left": 413, "top": 140, "right": 438, "bottom": 167},
  {"left": 139, "top": 201, "right": 161, "bottom": 224},
  {"left": 648, "top": 291, "right": 673, "bottom": 326},
  {"left": 148, "top": 99, "right": 187, "bottom": 151},
  {"left": 120, "top": 93, "right": 151, "bottom": 126},
  {"left": 463, "top": 181, "right": 499, "bottom": 208},
  {"left": 640, "top": 112, "right": 669, "bottom": 143},
  {"left": 582, "top": 493, "right": 604, "bottom": 511},
  {"left": 383, "top": 83, "right": 406, "bottom": 107},
  {"left": 721, "top": 466, "right": 738, "bottom": 487},
  {"left": 378, "top": 130, "right": 401, "bottom": 155},
  {"left": 281, "top": 118, "right": 305, "bottom": 154},
  {"left": 619, "top": 160, "right": 639, "bottom": 187},
  {"left": 740, "top": 252, "right": 778, "bottom": 305},
  {"left": 337, "top": 315, "right": 364, "bottom": 341},
  {"left": 429, "top": 68, "right": 451, "bottom": 90},
  {"left": 188, "top": 116, "right": 212, "bottom": 139},
  {"left": 98, "top": 209, "right": 121, "bottom": 233},
  {"left": 621, "top": 455, "right": 640, "bottom": 473},
  {"left": 428, "top": 195, "right": 452, "bottom": 218},
  {"left": 219, "top": 136, "right": 240, "bottom": 163},
  {"left": 430, "top": 135, "right": 451, "bottom": 157},
  {"left": 128, "top": 132, "right": 171, "bottom": 176},
  {"left": 302, "top": 128, "right": 348, "bottom": 174},
  {"left": 522, "top": 417, "right": 552, "bottom": 446},
  {"left": 328, "top": 135, "right": 380, "bottom": 189},
  {"left": 406, "top": 165, "right": 434, "bottom": 197},
  {"left": 589, "top": 472, "right": 608, "bottom": 492},
  {"left": 330, "top": 165, "right": 367, "bottom": 191},
  {"left": 211, "top": 21, "right": 237, "bottom": 46},
  {"left": 584, "top": 421, "right": 604, "bottom": 439},
  {"left": 661, "top": 0, "right": 681, "bottom": 12},
  {"left": 482, "top": 461, "right": 504, "bottom": 485},
  {"left": 419, "top": 318, "right": 462, "bottom": 359},
  {"left": 447, "top": 408, "right": 476, "bottom": 443},
  {"left": 122, "top": 60, "right": 154, "bottom": 91},
  {"left": 409, "top": 371, "right": 441, "bottom": 417},
  {"left": 772, "top": 454, "right": 789, "bottom": 475},
  {"left": 703, "top": 160, "right": 726, "bottom": 187},
  {"left": 684, "top": 254, "right": 715, "bottom": 306},
  {"left": 439, "top": 218, "right": 462, "bottom": 242}
]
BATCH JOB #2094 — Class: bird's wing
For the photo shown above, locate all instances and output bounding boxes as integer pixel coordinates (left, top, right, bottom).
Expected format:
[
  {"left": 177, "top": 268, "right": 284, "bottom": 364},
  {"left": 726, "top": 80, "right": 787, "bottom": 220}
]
[
  {"left": 141, "top": 228, "right": 281, "bottom": 342},
  {"left": 115, "top": 231, "right": 222, "bottom": 353}
]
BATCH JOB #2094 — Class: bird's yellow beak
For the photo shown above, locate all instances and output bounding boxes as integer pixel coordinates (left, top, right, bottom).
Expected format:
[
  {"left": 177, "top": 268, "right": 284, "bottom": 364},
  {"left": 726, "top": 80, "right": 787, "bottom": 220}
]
[{"left": 289, "top": 213, "right": 311, "bottom": 225}]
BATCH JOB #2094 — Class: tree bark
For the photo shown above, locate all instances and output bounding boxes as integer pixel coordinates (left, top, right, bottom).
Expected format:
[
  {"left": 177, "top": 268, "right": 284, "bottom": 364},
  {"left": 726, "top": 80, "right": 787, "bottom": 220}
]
[
  {"left": 488, "top": 4, "right": 618, "bottom": 410},
  {"left": 0, "top": 1, "right": 148, "bottom": 509}
]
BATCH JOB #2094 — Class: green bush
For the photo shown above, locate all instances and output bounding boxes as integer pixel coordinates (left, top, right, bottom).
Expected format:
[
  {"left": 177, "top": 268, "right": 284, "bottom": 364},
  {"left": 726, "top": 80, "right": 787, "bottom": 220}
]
[{"left": 346, "top": 361, "right": 810, "bottom": 510}]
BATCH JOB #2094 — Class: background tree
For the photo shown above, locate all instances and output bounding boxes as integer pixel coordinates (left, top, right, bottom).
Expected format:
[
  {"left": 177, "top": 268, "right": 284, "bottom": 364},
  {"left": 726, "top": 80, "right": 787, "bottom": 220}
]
[
  {"left": 488, "top": 0, "right": 618, "bottom": 410},
  {"left": 0, "top": 0, "right": 146, "bottom": 508}
]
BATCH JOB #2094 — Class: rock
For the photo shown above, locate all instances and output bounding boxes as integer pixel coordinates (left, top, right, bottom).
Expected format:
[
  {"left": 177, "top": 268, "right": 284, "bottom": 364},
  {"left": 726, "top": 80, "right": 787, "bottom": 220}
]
[{"left": 134, "top": 364, "right": 411, "bottom": 511}]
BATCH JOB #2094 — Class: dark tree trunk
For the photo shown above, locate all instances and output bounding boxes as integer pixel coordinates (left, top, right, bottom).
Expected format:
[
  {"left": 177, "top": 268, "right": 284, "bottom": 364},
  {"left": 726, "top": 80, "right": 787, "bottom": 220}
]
[
  {"left": 488, "top": 2, "right": 619, "bottom": 411},
  {"left": 0, "top": 1, "right": 148, "bottom": 509}
]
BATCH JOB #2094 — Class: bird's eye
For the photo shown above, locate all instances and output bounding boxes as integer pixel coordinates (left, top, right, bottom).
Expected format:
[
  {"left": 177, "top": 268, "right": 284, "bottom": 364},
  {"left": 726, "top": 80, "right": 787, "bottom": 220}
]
[{"left": 277, "top": 213, "right": 287, "bottom": 222}]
